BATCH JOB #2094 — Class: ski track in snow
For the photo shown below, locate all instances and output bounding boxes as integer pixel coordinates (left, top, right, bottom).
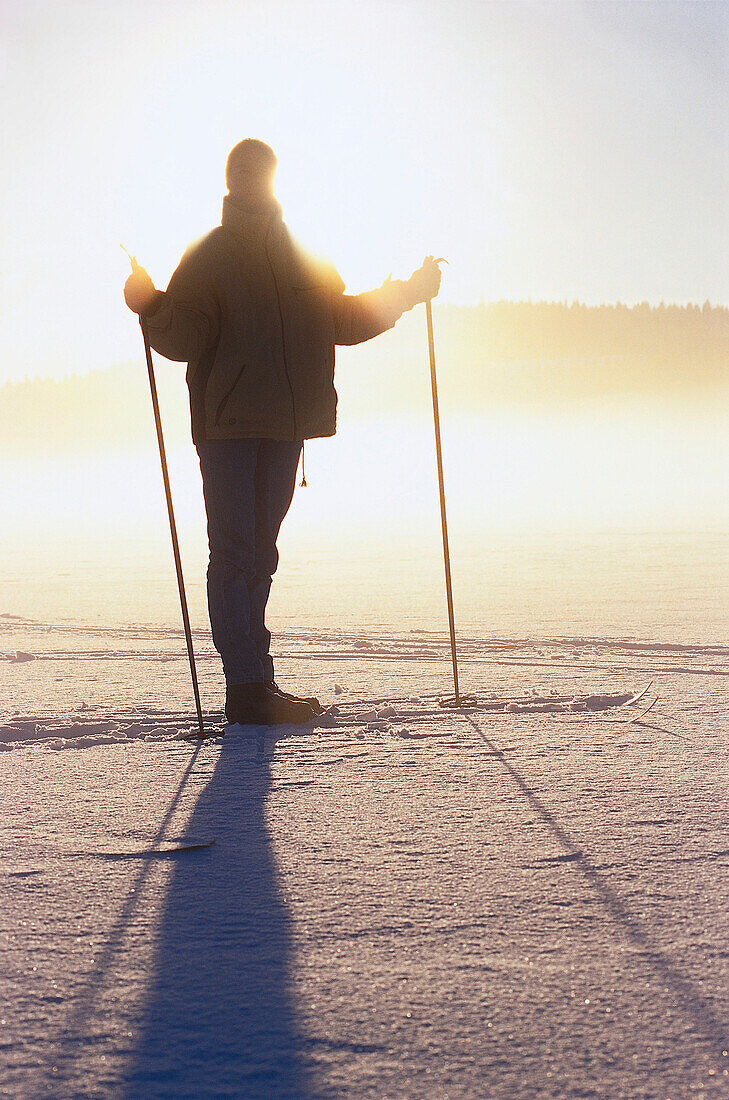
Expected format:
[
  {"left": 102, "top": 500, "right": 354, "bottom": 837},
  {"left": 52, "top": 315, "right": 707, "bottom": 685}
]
[
  {"left": 0, "top": 689, "right": 674, "bottom": 753},
  {"left": 2, "top": 618, "right": 727, "bottom": 752}
]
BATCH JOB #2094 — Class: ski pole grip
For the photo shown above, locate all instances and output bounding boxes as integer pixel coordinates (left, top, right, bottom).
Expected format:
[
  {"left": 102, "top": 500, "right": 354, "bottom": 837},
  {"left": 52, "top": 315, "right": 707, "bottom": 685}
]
[{"left": 121, "top": 243, "right": 140, "bottom": 272}]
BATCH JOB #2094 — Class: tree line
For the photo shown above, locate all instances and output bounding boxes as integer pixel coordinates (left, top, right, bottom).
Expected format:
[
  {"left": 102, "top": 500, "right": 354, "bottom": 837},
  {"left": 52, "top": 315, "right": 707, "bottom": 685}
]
[
  {"left": 432, "top": 299, "right": 726, "bottom": 361},
  {"left": 425, "top": 300, "right": 729, "bottom": 404}
]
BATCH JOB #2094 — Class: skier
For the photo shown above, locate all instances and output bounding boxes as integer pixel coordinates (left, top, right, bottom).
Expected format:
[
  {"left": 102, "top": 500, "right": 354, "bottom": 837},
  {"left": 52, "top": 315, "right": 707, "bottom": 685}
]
[{"left": 124, "top": 139, "right": 441, "bottom": 726}]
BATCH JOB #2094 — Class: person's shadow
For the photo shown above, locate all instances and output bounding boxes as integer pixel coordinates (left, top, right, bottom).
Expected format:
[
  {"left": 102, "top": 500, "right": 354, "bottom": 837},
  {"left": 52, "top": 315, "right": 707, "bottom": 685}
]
[{"left": 122, "top": 732, "right": 315, "bottom": 1099}]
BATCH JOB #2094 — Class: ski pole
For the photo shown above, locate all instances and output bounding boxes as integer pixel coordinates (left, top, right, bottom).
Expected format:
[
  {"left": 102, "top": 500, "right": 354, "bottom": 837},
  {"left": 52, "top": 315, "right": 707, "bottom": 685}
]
[
  {"left": 123, "top": 247, "right": 205, "bottom": 738},
  {"left": 424, "top": 264, "right": 464, "bottom": 707}
]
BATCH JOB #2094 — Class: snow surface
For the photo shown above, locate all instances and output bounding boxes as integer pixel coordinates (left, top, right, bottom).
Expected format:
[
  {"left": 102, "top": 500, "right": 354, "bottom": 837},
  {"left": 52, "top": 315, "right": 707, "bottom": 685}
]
[{"left": 1, "top": 617, "right": 729, "bottom": 1098}]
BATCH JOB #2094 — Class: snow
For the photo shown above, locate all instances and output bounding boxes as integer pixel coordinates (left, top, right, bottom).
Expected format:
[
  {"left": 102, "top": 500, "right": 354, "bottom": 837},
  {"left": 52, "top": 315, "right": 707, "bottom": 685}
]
[
  {"left": 1, "top": 533, "right": 729, "bottom": 1098},
  {"left": 1, "top": 622, "right": 729, "bottom": 1098}
]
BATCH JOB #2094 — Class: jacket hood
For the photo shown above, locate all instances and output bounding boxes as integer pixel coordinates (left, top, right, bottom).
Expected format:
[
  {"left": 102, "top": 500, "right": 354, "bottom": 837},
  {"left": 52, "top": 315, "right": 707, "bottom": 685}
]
[{"left": 221, "top": 193, "right": 283, "bottom": 248}]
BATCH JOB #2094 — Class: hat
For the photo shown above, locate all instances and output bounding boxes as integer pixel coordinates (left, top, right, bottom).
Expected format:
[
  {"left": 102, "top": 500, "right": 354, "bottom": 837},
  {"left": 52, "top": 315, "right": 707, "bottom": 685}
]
[{"left": 226, "top": 140, "right": 278, "bottom": 189}]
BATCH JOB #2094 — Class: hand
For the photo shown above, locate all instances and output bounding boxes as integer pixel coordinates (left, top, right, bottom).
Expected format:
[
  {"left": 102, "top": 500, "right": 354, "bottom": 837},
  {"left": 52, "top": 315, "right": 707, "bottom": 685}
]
[
  {"left": 124, "top": 265, "right": 157, "bottom": 314},
  {"left": 407, "top": 255, "right": 442, "bottom": 305}
]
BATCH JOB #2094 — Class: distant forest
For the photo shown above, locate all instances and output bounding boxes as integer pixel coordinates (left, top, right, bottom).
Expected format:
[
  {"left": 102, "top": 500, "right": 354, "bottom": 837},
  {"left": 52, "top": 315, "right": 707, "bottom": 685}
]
[
  {"left": 444, "top": 299, "right": 728, "bottom": 362},
  {"left": 427, "top": 300, "right": 729, "bottom": 405},
  {"left": 2, "top": 301, "right": 728, "bottom": 452}
]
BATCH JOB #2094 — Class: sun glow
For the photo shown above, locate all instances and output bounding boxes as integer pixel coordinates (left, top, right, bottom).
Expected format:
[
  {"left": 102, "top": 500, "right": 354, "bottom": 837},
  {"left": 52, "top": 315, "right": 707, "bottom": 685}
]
[
  {"left": 3, "top": 0, "right": 728, "bottom": 603},
  {"left": 3, "top": 2, "right": 727, "bottom": 387}
]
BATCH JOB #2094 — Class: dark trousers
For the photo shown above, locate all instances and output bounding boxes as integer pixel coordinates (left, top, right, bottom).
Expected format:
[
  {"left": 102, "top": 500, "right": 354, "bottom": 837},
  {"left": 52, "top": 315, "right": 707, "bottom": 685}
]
[{"left": 197, "top": 438, "right": 302, "bottom": 685}]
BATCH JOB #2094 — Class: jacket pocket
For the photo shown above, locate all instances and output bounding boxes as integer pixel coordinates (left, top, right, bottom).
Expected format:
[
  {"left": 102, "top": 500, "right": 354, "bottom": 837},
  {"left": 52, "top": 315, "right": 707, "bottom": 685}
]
[{"left": 213, "top": 363, "right": 246, "bottom": 425}]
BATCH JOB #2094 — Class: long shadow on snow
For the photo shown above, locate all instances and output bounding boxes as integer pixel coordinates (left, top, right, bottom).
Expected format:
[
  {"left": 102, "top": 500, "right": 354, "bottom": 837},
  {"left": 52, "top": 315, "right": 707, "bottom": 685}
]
[
  {"left": 465, "top": 715, "right": 729, "bottom": 1063},
  {"left": 122, "top": 733, "right": 315, "bottom": 1099}
]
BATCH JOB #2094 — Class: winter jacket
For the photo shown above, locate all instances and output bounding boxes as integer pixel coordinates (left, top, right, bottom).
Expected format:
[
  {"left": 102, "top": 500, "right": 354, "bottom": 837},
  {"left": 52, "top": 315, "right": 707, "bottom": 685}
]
[{"left": 143, "top": 194, "right": 416, "bottom": 443}]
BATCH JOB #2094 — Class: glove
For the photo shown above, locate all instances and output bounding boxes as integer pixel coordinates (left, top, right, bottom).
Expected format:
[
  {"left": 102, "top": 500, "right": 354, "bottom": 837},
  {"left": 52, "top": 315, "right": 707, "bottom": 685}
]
[
  {"left": 124, "top": 264, "right": 157, "bottom": 314},
  {"left": 406, "top": 255, "right": 442, "bottom": 306}
]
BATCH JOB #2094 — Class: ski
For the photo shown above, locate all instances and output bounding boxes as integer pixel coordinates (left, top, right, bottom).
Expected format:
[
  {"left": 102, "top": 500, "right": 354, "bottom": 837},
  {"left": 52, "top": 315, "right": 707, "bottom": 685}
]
[
  {"left": 623, "top": 693, "right": 659, "bottom": 725},
  {"left": 623, "top": 681, "right": 653, "bottom": 708},
  {"left": 473, "top": 682, "right": 654, "bottom": 714}
]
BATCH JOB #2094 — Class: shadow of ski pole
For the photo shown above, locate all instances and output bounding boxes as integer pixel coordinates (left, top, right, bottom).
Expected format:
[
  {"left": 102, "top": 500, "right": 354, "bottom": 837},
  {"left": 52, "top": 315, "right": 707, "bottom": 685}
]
[
  {"left": 48, "top": 745, "right": 203, "bottom": 1088},
  {"left": 463, "top": 715, "right": 729, "bottom": 1061}
]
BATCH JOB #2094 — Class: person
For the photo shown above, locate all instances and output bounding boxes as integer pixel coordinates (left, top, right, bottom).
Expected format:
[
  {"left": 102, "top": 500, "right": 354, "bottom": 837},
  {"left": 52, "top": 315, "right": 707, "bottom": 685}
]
[{"left": 124, "top": 139, "right": 441, "bottom": 726}]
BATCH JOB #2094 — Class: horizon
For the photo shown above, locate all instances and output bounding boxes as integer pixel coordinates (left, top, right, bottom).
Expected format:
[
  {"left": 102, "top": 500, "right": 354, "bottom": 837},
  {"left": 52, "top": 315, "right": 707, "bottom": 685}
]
[
  {"left": 2, "top": 296, "right": 727, "bottom": 389},
  {"left": 4, "top": 293, "right": 727, "bottom": 539}
]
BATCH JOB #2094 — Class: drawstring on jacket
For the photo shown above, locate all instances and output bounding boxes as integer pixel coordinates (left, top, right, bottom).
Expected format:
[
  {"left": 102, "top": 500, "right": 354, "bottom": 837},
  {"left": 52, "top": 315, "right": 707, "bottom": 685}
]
[{"left": 299, "top": 440, "right": 307, "bottom": 487}]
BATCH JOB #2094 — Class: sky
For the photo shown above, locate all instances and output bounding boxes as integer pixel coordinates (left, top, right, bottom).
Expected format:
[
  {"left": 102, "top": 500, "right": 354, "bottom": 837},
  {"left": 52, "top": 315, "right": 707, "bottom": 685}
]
[{"left": 2, "top": 0, "right": 728, "bottom": 384}]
